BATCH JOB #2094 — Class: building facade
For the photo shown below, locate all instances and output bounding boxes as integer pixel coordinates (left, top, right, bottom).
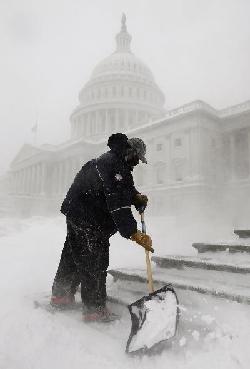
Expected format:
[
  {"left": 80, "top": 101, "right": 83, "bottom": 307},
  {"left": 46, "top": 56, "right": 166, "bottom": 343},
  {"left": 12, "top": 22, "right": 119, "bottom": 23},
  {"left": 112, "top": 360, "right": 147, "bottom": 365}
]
[{"left": 8, "top": 15, "right": 250, "bottom": 225}]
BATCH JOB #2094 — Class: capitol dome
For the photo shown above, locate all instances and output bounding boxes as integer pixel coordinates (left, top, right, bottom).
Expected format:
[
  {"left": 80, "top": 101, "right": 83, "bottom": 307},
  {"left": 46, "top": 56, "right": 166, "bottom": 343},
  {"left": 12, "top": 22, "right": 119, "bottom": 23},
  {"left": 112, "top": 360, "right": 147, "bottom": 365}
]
[{"left": 70, "top": 14, "right": 166, "bottom": 141}]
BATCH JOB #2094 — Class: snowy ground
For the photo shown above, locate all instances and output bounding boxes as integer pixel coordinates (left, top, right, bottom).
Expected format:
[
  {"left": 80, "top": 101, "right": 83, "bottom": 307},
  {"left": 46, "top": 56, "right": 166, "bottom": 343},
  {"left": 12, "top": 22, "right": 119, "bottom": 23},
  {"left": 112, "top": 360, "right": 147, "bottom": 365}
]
[{"left": 0, "top": 215, "right": 250, "bottom": 369}]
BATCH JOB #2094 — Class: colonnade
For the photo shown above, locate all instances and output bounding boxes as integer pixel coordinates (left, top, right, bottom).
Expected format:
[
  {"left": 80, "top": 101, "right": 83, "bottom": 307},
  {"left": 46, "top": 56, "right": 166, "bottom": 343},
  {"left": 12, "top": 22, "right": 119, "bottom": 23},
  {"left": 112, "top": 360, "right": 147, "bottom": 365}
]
[
  {"left": 71, "top": 109, "right": 150, "bottom": 139},
  {"left": 10, "top": 162, "right": 46, "bottom": 195},
  {"left": 10, "top": 156, "right": 80, "bottom": 197}
]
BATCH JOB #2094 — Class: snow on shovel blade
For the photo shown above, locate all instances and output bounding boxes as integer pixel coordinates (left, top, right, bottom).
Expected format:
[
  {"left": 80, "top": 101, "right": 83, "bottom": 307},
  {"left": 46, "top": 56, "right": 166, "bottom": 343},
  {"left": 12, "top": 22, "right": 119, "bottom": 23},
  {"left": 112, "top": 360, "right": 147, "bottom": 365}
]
[{"left": 126, "top": 284, "right": 179, "bottom": 355}]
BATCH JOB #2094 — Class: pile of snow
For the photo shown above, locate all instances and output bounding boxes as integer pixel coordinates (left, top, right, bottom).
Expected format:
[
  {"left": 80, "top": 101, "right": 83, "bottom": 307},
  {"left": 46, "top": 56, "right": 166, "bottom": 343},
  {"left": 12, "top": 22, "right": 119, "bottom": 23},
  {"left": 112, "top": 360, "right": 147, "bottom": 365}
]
[
  {"left": 128, "top": 290, "right": 178, "bottom": 353},
  {"left": 0, "top": 215, "right": 250, "bottom": 369}
]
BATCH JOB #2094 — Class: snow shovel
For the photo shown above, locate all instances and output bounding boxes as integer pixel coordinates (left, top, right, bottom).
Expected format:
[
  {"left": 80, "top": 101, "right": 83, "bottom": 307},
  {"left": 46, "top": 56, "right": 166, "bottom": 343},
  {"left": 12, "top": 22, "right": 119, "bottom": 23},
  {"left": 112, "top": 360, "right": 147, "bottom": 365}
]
[{"left": 126, "top": 211, "right": 179, "bottom": 355}]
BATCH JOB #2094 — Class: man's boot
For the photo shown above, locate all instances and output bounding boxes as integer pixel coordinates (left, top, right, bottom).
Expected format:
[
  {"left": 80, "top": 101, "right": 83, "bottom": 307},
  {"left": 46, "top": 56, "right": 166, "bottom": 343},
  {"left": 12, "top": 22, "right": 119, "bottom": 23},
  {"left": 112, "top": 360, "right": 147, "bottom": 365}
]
[
  {"left": 83, "top": 306, "right": 120, "bottom": 323},
  {"left": 50, "top": 294, "right": 76, "bottom": 309}
]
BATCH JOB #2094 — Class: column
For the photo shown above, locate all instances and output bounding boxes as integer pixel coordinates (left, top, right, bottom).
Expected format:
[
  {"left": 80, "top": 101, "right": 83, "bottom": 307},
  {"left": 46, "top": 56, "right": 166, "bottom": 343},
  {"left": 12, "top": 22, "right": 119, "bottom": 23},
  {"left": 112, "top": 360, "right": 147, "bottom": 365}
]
[
  {"left": 229, "top": 134, "right": 236, "bottom": 180},
  {"left": 57, "top": 162, "right": 62, "bottom": 194},
  {"left": 26, "top": 167, "right": 30, "bottom": 194},
  {"left": 165, "top": 136, "right": 171, "bottom": 183},
  {"left": 96, "top": 111, "right": 100, "bottom": 134},
  {"left": 26, "top": 168, "right": 30, "bottom": 194},
  {"left": 33, "top": 165, "right": 38, "bottom": 194},
  {"left": 248, "top": 129, "right": 250, "bottom": 177},
  {"left": 18, "top": 170, "right": 22, "bottom": 194},
  {"left": 30, "top": 166, "right": 35, "bottom": 194},
  {"left": 53, "top": 164, "right": 58, "bottom": 194},
  {"left": 22, "top": 170, "right": 26, "bottom": 194},
  {"left": 86, "top": 113, "right": 90, "bottom": 137},
  {"left": 35, "top": 165, "right": 39, "bottom": 194},
  {"left": 66, "top": 159, "right": 71, "bottom": 190},
  {"left": 124, "top": 110, "right": 129, "bottom": 131},
  {"left": 82, "top": 116, "right": 86, "bottom": 137},
  {"left": 190, "top": 127, "right": 201, "bottom": 179},
  {"left": 12, "top": 172, "right": 15, "bottom": 194},
  {"left": 40, "top": 162, "right": 46, "bottom": 194},
  {"left": 16, "top": 171, "right": 19, "bottom": 194},
  {"left": 115, "top": 109, "right": 119, "bottom": 131},
  {"left": 21, "top": 169, "right": 25, "bottom": 194},
  {"left": 61, "top": 162, "right": 64, "bottom": 191},
  {"left": 135, "top": 110, "right": 138, "bottom": 126},
  {"left": 186, "top": 129, "right": 192, "bottom": 179},
  {"left": 105, "top": 110, "right": 109, "bottom": 134},
  {"left": 10, "top": 172, "right": 14, "bottom": 194}
]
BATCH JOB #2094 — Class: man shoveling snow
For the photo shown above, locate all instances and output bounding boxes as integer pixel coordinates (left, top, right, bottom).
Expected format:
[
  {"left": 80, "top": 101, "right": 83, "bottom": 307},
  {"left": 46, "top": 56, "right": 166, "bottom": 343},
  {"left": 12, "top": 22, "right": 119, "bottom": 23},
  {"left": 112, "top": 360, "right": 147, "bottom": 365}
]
[{"left": 51, "top": 133, "right": 153, "bottom": 322}]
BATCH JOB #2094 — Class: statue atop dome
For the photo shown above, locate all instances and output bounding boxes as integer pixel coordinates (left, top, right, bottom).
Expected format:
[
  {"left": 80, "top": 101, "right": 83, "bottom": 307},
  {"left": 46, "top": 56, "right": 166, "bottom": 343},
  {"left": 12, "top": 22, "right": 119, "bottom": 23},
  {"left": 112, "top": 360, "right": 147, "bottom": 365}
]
[
  {"left": 121, "top": 13, "right": 127, "bottom": 31},
  {"left": 116, "top": 13, "right": 132, "bottom": 53}
]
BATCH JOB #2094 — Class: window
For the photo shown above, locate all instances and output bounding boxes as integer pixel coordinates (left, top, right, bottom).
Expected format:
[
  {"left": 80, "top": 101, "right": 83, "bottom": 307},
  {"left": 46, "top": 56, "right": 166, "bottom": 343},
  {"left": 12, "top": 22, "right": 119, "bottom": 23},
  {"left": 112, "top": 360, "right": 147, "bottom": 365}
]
[
  {"left": 175, "top": 163, "right": 183, "bottom": 181},
  {"left": 211, "top": 138, "right": 216, "bottom": 147},
  {"left": 156, "top": 164, "right": 166, "bottom": 184},
  {"left": 156, "top": 143, "right": 163, "bottom": 151},
  {"left": 175, "top": 138, "right": 182, "bottom": 147}
]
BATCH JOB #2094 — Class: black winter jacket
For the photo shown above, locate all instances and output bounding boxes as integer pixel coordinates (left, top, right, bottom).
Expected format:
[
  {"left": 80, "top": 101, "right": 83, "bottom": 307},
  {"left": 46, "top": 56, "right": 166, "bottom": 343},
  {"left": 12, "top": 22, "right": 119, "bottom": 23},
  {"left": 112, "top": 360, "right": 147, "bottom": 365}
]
[{"left": 60, "top": 150, "right": 139, "bottom": 238}]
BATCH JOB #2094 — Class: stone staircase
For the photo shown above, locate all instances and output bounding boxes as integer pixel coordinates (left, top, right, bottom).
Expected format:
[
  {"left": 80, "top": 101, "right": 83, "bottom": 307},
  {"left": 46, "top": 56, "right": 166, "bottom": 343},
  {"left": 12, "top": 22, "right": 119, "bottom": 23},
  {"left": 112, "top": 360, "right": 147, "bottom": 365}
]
[{"left": 108, "top": 228, "right": 250, "bottom": 306}]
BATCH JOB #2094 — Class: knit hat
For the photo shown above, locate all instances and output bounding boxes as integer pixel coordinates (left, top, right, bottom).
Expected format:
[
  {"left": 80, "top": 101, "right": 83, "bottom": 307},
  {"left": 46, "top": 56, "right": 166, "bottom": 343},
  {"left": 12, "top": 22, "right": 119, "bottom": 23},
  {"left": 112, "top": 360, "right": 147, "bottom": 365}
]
[
  {"left": 127, "top": 137, "right": 147, "bottom": 163},
  {"left": 107, "top": 133, "right": 129, "bottom": 155}
]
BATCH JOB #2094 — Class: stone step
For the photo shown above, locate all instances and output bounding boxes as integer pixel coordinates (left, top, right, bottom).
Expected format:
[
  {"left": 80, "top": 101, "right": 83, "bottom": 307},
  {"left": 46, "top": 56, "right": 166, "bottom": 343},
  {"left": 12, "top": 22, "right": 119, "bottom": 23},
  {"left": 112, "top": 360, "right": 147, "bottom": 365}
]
[
  {"left": 152, "top": 255, "right": 250, "bottom": 274},
  {"left": 192, "top": 242, "right": 250, "bottom": 254},
  {"left": 234, "top": 230, "right": 250, "bottom": 239},
  {"left": 108, "top": 266, "right": 250, "bottom": 305}
]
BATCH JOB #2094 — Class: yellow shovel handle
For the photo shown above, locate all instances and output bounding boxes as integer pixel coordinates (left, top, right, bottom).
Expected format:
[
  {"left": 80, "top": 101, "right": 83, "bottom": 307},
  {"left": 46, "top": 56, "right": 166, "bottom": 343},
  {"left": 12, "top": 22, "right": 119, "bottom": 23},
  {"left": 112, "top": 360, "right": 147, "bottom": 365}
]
[{"left": 141, "top": 212, "right": 154, "bottom": 293}]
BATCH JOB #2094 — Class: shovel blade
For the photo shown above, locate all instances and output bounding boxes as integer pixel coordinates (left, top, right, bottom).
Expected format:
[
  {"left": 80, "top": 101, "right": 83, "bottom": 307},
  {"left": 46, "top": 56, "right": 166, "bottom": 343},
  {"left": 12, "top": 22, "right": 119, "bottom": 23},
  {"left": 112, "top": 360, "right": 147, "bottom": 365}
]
[{"left": 126, "top": 284, "right": 179, "bottom": 355}]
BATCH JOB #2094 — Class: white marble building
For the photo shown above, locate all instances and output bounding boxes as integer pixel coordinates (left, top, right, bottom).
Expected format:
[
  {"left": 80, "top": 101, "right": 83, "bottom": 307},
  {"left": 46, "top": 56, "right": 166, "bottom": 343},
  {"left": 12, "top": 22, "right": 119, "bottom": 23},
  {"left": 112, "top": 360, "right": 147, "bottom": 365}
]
[{"left": 8, "top": 15, "right": 250, "bottom": 223}]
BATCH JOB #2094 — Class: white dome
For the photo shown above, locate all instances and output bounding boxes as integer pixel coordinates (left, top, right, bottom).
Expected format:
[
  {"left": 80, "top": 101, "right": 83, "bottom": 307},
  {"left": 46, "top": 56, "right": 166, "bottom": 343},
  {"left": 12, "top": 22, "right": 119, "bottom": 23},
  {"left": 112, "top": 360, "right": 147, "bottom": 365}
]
[
  {"left": 70, "top": 14, "right": 165, "bottom": 141},
  {"left": 91, "top": 52, "right": 155, "bottom": 84}
]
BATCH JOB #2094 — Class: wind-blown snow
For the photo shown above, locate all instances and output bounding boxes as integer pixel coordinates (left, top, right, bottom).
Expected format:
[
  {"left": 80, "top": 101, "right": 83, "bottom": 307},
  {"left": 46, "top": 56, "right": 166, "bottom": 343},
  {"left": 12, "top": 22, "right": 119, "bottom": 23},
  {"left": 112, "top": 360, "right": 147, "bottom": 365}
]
[{"left": 0, "top": 215, "right": 250, "bottom": 369}]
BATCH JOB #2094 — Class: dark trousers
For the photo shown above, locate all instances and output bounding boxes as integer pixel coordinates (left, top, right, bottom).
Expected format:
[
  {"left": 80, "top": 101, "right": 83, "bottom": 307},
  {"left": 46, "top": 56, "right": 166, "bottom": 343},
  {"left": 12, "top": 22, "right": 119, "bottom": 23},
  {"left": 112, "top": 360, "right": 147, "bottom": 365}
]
[{"left": 52, "top": 218, "right": 110, "bottom": 310}]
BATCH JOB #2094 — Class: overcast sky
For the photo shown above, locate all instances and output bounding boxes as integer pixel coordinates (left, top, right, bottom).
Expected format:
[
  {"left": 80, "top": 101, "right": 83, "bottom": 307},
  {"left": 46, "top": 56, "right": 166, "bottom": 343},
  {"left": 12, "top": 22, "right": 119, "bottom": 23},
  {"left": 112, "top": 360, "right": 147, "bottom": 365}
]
[{"left": 0, "top": 0, "right": 250, "bottom": 174}]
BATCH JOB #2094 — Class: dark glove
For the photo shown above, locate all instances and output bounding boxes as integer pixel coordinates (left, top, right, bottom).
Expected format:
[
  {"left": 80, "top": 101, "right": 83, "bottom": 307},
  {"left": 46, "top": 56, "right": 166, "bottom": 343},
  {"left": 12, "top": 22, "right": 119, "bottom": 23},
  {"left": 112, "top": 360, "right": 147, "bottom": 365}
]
[
  {"left": 130, "top": 230, "right": 154, "bottom": 253},
  {"left": 133, "top": 193, "right": 148, "bottom": 212}
]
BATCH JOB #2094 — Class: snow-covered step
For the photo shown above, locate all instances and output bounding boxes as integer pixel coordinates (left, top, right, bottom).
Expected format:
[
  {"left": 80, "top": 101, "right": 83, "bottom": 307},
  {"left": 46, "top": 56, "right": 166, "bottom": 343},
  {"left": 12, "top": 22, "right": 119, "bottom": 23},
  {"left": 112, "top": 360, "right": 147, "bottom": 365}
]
[
  {"left": 152, "top": 255, "right": 250, "bottom": 274},
  {"left": 192, "top": 242, "right": 250, "bottom": 254},
  {"left": 108, "top": 266, "right": 250, "bottom": 305},
  {"left": 234, "top": 229, "right": 250, "bottom": 239}
]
